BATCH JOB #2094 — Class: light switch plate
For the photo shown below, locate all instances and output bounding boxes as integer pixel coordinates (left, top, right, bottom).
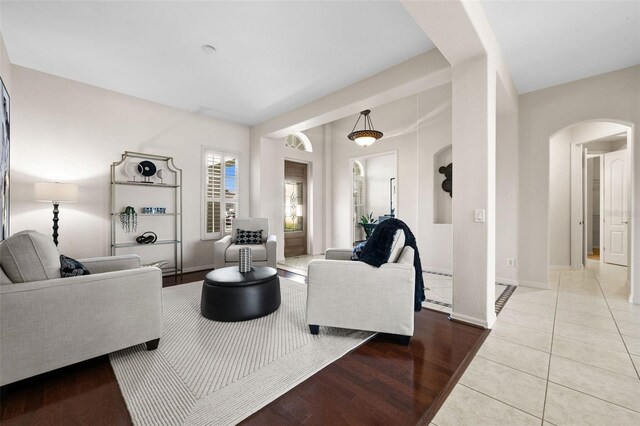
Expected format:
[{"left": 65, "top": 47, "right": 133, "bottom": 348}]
[{"left": 474, "top": 209, "right": 486, "bottom": 223}]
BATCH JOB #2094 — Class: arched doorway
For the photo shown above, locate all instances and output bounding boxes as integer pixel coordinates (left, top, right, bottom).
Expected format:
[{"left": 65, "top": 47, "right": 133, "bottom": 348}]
[{"left": 548, "top": 119, "right": 634, "bottom": 298}]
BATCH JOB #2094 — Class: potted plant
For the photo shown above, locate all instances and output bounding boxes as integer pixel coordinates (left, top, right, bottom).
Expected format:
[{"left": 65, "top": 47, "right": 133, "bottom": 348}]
[{"left": 359, "top": 212, "right": 378, "bottom": 239}]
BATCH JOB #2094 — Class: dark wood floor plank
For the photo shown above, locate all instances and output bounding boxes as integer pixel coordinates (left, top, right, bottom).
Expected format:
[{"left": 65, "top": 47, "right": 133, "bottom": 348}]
[{"left": 1, "top": 269, "right": 485, "bottom": 426}]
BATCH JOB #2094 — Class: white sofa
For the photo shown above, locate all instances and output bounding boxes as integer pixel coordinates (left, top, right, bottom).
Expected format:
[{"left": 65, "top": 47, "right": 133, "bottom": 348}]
[
  {"left": 0, "top": 231, "right": 162, "bottom": 386},
  {"left": 306, "top": 245, "right": 415, "bottom": 344},
  {"left": 213, "top": 218, "right": 277, "bottom": 270}
]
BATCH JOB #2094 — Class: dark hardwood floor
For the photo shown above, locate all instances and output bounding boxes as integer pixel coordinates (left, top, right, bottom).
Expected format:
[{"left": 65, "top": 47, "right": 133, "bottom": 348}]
[{"left": 1, "top": 269, "right": 487, "bottom": 426}]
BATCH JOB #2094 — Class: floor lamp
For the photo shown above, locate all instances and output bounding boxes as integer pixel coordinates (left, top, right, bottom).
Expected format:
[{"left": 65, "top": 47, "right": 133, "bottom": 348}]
[{"left": 34, "top": 182, "right": 79, "bottom": 246}]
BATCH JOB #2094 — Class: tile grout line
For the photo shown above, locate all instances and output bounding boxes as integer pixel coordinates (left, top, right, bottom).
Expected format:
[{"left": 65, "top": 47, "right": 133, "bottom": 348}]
[
  {"left": 457, "top": 383, "right": 544, "bottom": 421},
  {"left": 540, "top": 267, "right": 561, "bottom": 424},
  {"left": 591, "top": 265, "right": 640, "bottom": 381},
  {"left": 474, "top": 353, "right": 548, "bottom": 380},
  {"left": 550, "top": 381, "right": 640, "bottom": 415}
]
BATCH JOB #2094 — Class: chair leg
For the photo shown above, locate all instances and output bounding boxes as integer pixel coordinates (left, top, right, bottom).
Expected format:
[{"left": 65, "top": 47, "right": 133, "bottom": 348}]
[
  {"left": 146, "top": 338, "right": 160, "bottom": 350},
  {"left": 309, "top": 325, "right": 319, "bottom": 335},
  {"left": 397, "top": 335, "right": 411, "bottom": 346}
]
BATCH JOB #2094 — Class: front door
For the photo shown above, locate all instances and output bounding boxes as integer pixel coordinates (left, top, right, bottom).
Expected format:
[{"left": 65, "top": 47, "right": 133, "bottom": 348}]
[
  {"left": 284, "top": 160, "right": 307, "bottom": 258},
  {"left": 603, "top": 149, "right": 628, "bottom": 266}
]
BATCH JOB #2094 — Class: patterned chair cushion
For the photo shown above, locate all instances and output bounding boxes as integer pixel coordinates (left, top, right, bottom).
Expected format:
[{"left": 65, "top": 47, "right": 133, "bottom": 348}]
[
  {"left": 236, "top": 229, "right": 263, "bottom": 245},
  {"left": 60, "top": 255, "right": 91, "bottom": 277}
]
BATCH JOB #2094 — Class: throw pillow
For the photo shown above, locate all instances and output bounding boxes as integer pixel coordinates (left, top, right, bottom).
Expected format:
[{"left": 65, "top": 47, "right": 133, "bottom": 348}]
[
  {"left": 0, "top": 230, "right": 62, "bottom": 283},
  {"left": 236, "top": 229, "right": 263, "bottom": 245},
  {"left": 60, "top": 255, "right": 91, "bottom": 277}
]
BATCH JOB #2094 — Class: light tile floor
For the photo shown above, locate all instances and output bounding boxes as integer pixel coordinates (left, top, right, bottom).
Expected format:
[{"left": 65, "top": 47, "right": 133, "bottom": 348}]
[
  {"left": 277, "top": 254, "right": 324, "bottom": 275},
  {"left": 432, "top": 260, "right": 640, "bottom": 426},
  {"left": 423, "top": 272, "right": 510, "bottom": 314}
]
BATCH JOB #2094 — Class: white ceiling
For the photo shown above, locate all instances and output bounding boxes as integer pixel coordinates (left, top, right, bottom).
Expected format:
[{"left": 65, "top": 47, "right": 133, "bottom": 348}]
[
  {"left": 481, "top": 0, "right": 640, "bottom": 93},
  {"left": 3, "top": 2, "right": 638, "bottom": 124},
  {"left": 0, "top": 1, "right": 433, "bottom": 126}
]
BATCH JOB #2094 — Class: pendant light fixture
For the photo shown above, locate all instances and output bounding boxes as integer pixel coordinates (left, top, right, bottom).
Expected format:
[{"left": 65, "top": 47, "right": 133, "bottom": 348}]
[{"left": 347, "top": 109, "right": 383, "bottom": 148}]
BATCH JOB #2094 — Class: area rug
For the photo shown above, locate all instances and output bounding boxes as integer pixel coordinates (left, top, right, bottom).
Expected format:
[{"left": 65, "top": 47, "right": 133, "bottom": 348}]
[{"left": 109, "top": 278, "right": 373, "bottom": 426}]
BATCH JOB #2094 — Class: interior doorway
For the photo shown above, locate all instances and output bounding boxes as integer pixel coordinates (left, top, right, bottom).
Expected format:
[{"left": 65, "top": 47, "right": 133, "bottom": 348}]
[
  {"left": 574, "top": 132, "right": 630, "bottom": 268},
  {"left": 284, "top": 160, "right": 308, "bottom": 257},
  {"left": 349, "top": 151, "right": 397, "bottom": 246}
]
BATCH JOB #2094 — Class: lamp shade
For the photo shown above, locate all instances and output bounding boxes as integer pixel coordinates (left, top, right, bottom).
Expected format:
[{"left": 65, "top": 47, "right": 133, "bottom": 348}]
[{"left": 34, "top": 182, "right": 79, "bottom": 203}]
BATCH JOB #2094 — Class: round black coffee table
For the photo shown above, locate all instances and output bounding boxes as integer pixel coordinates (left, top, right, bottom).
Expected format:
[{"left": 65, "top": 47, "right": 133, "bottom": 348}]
[{"left": 200, "top": 266, "right": 281, "bottom": 322}]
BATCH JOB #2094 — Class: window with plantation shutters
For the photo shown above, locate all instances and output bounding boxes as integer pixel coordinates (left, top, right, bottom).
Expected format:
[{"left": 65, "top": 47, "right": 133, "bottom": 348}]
[{"left": 202, "top": 148, "right": 239, "bottom": 240}]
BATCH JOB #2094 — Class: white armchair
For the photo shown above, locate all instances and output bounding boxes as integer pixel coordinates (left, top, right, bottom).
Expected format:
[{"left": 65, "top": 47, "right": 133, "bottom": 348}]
[
  {"left": 0, "top": 231, "right": 162, "bottom": 386},
  {"left": 306, "top": 245, "right": 415, "bottom": 344},
  {"left": 213, "top": 218, "right": 277, "bottom": 270}
]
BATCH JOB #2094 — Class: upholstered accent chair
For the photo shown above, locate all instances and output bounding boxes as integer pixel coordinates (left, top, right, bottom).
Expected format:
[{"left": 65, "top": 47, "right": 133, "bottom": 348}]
[
  {"left": 213, "top": 218, "right": 277, "bottom": 270},
  {"left": 0, "top": 230, "right": 163, "bottom": 386},
  {"left": 306, "top": 232, "right": 415, "bottom": 344}
]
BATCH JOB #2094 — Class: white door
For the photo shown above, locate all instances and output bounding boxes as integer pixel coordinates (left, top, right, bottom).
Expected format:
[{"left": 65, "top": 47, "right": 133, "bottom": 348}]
[{"left": 603, "top": 150, "right": 628, "bottom": 266}]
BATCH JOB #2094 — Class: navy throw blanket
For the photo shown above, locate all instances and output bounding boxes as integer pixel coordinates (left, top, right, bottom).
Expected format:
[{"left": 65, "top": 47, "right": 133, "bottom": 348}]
[{"left": 357, "top": 219, "right": 425, "bottom": 311}]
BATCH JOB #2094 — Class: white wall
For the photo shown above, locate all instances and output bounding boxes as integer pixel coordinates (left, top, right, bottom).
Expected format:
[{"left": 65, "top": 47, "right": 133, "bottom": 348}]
[
  {"left": 10, "top": 65, "right": 249, "bottom": 271},
  {"left": 549, "top": 129, "right": 572, "bottom": 268},
  {"left": 417, "top": 84, "right": 453, "bottom": 273},
  {"left": 495, "top": 81, "right": 519, "bottom": 284},
  {"left": 519, "top": 65, "right": 639, "bottom": 301}
]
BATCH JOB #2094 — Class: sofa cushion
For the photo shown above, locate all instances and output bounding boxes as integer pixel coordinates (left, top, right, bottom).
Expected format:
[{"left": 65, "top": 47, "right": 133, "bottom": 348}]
[
  {"left": 0, "top": 230, "right": 62, "bottom": 283},
  {"left": 388, "top": 230, "right": 406, "bottom": 263},
  {"left": 60, "top": 255, "right": 91, "bottom": 277},
  {"left": 225, "top": 244, "right": 267, "bottom": 262},
  {"left": 236, "top": 229, "right": 263, "bottom": 245}
]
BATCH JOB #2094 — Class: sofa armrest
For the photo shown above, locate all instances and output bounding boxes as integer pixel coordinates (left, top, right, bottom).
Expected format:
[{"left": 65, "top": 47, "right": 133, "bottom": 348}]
[
  {"left": 76, "top": 254, "right": 141, "bottom": 274},
  {"left": 214, "top": 235, "right": 232, "bottom": 269},
  {"left": 325, "top": 248, "right": 354, "bottom": 261},
  {"left": 266, "top": 234, "right": 277, "bottom": 269},
  {"left": 0, "top": 266, "right": 163, "bottom": 385}
]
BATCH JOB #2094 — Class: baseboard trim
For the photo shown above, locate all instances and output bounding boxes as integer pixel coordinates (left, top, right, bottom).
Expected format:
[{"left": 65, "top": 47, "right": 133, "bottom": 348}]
[
  {"left": 495, "top": 277, "right": 518, "bottom": 286},
  {"left": 550, "top": 265, "right": 572, "bottom": 270},
  {"left": 518, "top": 280, "right": 550, "bottom": 289},
  {"left": 449, "top": 312, "right": 494, "bottom": 329},
  {"left": 182, "top": 264, "right": 214, "bottom": 274}
]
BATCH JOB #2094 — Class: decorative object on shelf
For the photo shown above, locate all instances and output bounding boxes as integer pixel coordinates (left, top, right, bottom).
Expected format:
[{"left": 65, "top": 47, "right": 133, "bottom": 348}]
[
  {"left": 34, "top": 182, "right": 79, "bottom": 246},
  {"left": 359, "top": 212, "right": 378, "bottom": 239},
  {"left": 439, "top": 163, "right": 453, "bottom": 197},
  {"left": 142, "top": 207, "right": 166, "bottom": 214},
  {"left": 119, "top": 206, "right": 138, "bottom": 233},
  {"left": 136, "top": 231, "right": 158, "bottom": 244},
  {"left": 238, "top": 247, "right": 252, "bottom": 273},
  {"left": 137, "top": 160, "right": 156, "bottom": 176},
  {"left": 122, "top": 162, "right": 139, "bottom": 182},
  {"left": 347, "top": 109, "right": 383, "bottom": 148},
  {"left": 156, "top": 169, "right": 168, "bottom": 184},
  {"left": 0, "top": 77, "right": 10, "bottom": 241},
  {"left": 111, "top": 151, "right": 182, "bottom": 277}
]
